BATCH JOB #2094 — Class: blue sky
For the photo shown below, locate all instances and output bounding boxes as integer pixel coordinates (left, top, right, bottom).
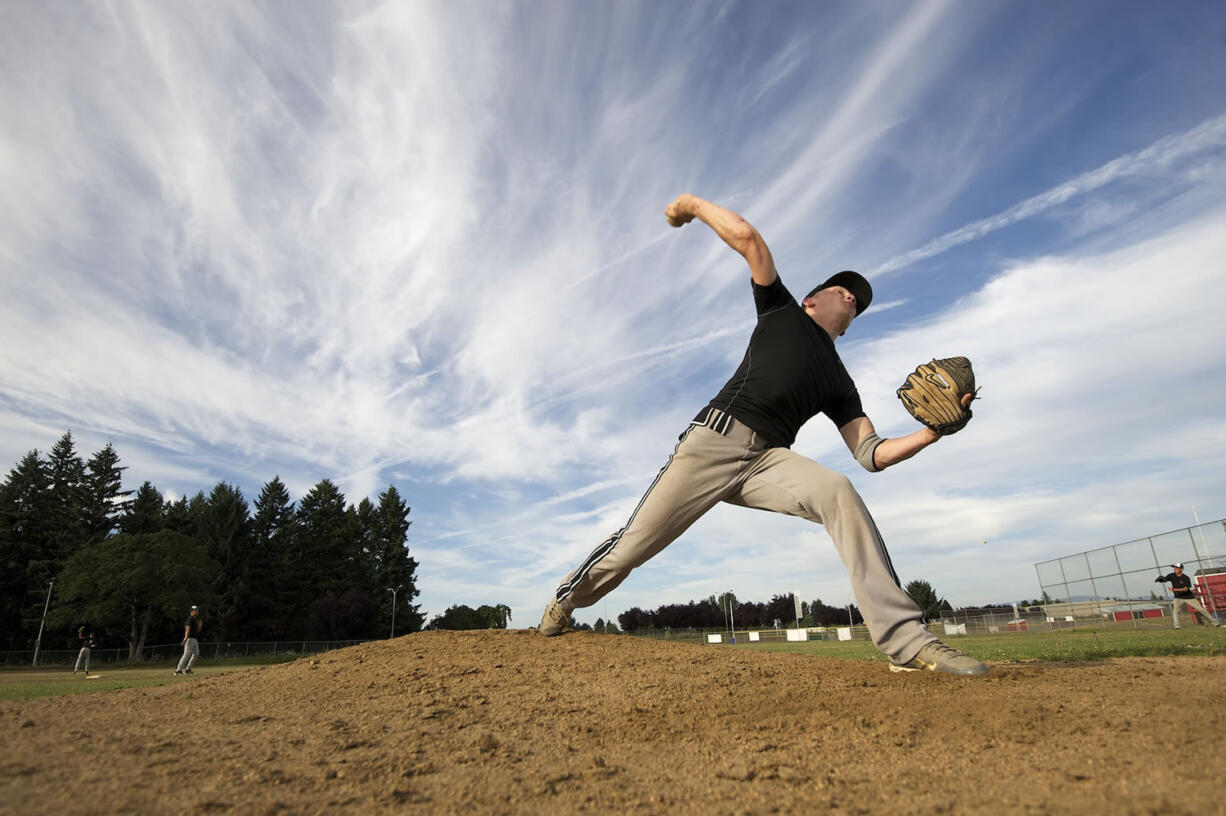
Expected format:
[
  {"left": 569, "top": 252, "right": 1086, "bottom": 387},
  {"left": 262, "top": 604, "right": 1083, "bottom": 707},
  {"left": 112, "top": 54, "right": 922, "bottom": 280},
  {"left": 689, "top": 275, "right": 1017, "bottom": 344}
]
[{"left": 3, "top": 1, "right": 1226, "bottom": 627}]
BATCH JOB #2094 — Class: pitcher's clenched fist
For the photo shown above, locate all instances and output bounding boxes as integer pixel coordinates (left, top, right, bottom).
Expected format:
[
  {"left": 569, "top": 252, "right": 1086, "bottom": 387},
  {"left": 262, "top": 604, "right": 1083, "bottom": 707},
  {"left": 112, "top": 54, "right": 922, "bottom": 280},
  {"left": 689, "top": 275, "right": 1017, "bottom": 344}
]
[{"left": 665, "top": 194, "right": 700, "bottom": 227}]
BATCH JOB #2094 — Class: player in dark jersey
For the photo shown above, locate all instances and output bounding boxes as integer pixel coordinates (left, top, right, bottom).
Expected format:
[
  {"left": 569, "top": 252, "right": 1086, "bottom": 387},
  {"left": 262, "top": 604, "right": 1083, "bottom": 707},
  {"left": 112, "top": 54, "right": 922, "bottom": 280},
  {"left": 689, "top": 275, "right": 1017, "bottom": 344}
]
[
  {"left": 538, "top": 195, "right": 986, "bottom": 675},
  {"left": 174, "top": 605, "right": 202, "bottom": 675},
  {"left": 1157, "top": 563, "right": 1221, "bottom": 628},
  {"left": 72, "top": 626, "right": 96, "bottom": 675}
]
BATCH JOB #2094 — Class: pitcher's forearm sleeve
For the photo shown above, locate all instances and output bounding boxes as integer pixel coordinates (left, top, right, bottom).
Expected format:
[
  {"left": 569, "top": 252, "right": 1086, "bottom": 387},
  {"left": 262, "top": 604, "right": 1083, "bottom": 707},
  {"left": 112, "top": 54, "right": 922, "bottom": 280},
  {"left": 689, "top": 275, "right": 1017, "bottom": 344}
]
[{"left": 854, "top": 432, "right": 883, "bottom": 473}]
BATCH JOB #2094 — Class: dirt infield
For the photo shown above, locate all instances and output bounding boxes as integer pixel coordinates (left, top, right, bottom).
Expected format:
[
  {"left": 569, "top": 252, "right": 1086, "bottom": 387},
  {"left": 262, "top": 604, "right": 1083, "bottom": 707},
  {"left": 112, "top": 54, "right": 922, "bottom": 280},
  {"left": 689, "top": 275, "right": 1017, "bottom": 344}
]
[{"left": 3, "top": 630, "right": 1224, "bottom": 815}]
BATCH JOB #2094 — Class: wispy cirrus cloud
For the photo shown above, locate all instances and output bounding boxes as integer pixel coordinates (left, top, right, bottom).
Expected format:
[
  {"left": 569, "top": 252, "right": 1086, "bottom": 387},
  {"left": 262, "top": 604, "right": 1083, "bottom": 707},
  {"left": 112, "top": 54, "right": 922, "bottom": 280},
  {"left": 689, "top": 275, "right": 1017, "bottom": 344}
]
[
  {"left": 3, "top": 1, "right": 1225, "bottom": 624},
  {"left": 872, "top": 112, "right": 1226, "bottom": 276}
]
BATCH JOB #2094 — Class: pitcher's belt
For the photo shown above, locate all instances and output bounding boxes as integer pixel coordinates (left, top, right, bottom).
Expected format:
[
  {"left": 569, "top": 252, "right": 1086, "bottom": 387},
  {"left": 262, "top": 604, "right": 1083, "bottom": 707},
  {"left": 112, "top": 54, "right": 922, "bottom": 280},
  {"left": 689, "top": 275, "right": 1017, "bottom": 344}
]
[{"left": 692, "top": 405, "right": 745, "bottom": 436}]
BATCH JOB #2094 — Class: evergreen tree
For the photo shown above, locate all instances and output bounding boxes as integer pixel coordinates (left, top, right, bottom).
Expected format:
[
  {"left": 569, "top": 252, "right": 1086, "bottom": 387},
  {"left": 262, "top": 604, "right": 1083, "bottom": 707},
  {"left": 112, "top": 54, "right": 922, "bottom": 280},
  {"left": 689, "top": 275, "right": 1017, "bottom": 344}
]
[
  {"left": 367, "top": 485, "right": 423, "bottom": 634},
  {"left": 198, "top": 482, "right": 252, "bottom": 640},
  {"left": 121, "top": 482, "right": 166, "bottom": 535},
  {"left": 250, "top": 476, "right": 296, "bottom": 639},
  {"left": 295, "top": 480, "right": 359, "bottom": 595},
  {"left": 594, "top": 616, "right": 619, "bottom": 633},
  {"left": 46, "top": 432, "right": 87, "bottom": 562},
  {"left": 0, "top": 433, "right": 432, "bottom": 647},
  {"left": 165, "top": 491, "right": 207, "bottom": 539},
  {"left": 295, "top": 480, "right": 369, "bottom": 635},
  {"left": 0, "top": 451, "right": 54, "bottom": 649},
  {"left": 252, "top": 477, "right": 295, "bottom": 546},
  {"left": 353, "top": 497, "right": 379, "bottom": 596},
  {"left": 80, "top": 443, "right": 132, "bottom": 544},
  {"left": 306, "top": 588, "right": 380, "bottom": 640}
]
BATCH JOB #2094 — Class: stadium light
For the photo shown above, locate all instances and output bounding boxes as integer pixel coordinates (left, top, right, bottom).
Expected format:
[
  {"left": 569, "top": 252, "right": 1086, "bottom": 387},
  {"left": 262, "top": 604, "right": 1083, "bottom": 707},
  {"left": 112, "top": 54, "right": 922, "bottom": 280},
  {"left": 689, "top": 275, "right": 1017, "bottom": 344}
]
[
  {"left": 387, "top": 585, "right": 403, "bottom": 639},
  {"left": 31, "top": 579, "right": 54, "bottom": 668},
  {"left": 728, "top": 590, "right": 736, "bottom": 644}
]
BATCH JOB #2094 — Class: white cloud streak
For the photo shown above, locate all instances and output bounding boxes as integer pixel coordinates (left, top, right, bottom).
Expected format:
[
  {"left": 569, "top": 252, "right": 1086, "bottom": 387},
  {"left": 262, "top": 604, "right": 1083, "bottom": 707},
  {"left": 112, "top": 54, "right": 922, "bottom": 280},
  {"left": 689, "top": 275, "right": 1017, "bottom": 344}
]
[
  {"left": 873, "top": 112, "right": 1226, "bottom": 276},
  {"left": 2, "top": 2, "right": 1225, "bottom": 625}
]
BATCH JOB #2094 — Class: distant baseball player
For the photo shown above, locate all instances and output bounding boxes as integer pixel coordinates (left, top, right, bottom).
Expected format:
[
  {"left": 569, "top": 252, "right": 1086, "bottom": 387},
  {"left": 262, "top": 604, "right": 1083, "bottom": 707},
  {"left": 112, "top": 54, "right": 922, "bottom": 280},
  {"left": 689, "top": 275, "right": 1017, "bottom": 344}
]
[
  {"left": 72, "top": 627, "right": 96, "bottom": 675},
  {"left": 1156, "top": 563, "right": 1221, "bottom": 629},
  {"left": 537, "top": 194, "right": 987, "bottom": 675},
  {"left": 174, "top": 605, "right": 202, "bottom": 675}
]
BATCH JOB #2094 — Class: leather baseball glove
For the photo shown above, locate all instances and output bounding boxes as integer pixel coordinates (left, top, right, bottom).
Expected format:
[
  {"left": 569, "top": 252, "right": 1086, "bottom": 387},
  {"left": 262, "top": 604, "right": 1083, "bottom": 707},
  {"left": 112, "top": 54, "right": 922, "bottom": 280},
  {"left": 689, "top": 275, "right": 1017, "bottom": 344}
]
[{"left": 897, "top": 356, "right": 978, "bottom": 435}]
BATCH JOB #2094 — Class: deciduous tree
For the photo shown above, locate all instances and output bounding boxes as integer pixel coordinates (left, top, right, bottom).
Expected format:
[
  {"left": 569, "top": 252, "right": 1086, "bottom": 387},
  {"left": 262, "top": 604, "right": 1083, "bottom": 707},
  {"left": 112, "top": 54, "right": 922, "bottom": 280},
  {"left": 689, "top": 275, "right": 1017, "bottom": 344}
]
[
  {"left": 53, "top": 530, "right": 217, "bottom": 659},
  {"left": 905, "top": 579, "right": 942, "bottom": 620}
]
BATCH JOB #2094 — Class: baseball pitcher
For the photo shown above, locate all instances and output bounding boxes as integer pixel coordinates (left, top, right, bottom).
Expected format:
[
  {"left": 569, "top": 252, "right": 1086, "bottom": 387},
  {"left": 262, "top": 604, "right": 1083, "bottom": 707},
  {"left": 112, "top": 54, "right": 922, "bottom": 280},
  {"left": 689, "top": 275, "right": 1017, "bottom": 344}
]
[
  {"left": 537, "top": 194, "right": 986, "bottom": 675},
  {"left": 1156, "top": 563, "right": 1222, "bottom": 628}
]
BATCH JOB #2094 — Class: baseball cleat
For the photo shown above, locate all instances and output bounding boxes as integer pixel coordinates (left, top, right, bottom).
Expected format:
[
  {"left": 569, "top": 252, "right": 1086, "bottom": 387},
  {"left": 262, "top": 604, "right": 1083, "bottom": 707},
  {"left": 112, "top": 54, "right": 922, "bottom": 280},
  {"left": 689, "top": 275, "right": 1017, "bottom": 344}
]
[
  {"left": 537, "top": 598, "right": 572, "bottom": 636},
  {"left": 890, "top": 641, "right": 989, "bottom": 676}
]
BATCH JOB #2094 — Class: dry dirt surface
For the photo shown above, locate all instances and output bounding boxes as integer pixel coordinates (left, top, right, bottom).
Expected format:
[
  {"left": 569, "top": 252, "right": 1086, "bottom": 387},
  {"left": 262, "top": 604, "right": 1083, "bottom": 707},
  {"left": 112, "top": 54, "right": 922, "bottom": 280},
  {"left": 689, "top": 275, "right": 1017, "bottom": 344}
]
[{"left": 3, "top": 630, "right": 1224, "bottom": 815}]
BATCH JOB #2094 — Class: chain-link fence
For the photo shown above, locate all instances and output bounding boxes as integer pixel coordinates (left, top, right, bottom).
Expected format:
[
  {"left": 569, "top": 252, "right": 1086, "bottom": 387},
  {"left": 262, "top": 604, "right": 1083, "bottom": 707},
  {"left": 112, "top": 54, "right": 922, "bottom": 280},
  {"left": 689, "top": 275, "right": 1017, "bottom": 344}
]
[
  {"left": 2, "top": 639, "right": 370, "bottom": 668},
  {"left": 626, "top": 624, "right": 873, "bottom": 644},
  {"left": 1033, "top": 517, "right": 1226, "bottom": 627}
]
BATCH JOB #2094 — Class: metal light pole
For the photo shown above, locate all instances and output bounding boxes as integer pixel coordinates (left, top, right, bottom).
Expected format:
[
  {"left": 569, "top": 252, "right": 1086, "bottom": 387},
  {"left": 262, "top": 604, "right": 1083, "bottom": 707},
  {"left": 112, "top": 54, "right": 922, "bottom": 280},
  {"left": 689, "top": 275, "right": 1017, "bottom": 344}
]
[
  {"left": 1191, "top": 507, "right": 1210, "bottom": 564},
  {"left": 31, "top": 579, "right": 54, "bottom": 668},
  {"left": 728, "top": 590, "right": 736, "bottom": 644},
  {"left": 387, "top": 585, "right": 403, "bottom": 639}
]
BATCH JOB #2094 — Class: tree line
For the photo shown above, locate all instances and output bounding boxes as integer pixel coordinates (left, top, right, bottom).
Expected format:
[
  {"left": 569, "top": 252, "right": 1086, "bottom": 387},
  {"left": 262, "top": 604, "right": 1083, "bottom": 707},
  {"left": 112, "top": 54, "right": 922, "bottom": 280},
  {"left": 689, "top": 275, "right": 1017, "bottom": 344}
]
[
  {"left": 616, "top": 581, "right": 964, "bottom": 632},
  {"left": 617, "top": 592, "right": 865, "bottom": 632},
  {"left": 0, "top": 431, "right": 426, "bottom": 657}
]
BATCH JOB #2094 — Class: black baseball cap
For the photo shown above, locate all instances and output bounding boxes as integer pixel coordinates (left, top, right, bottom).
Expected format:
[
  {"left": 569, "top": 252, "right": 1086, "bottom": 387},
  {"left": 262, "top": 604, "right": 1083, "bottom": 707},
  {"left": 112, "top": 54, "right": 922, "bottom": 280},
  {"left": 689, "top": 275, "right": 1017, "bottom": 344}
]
[{"left": 806, "top": 270, "right": 873, "bottom": 316}]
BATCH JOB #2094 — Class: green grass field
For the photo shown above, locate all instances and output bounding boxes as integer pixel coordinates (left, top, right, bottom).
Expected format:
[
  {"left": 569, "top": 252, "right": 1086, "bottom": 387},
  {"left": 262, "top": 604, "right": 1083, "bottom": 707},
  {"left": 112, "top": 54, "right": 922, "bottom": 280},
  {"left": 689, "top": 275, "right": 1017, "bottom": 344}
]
[
  {"left": 737, "top": 626, "right": 1226, "bottom": 663},
  {"left": 3, "top": 628, "right": 1222, "bottom": 702},
  {"left": 0, "top": 656, "right": 297, "bottom": 702}
]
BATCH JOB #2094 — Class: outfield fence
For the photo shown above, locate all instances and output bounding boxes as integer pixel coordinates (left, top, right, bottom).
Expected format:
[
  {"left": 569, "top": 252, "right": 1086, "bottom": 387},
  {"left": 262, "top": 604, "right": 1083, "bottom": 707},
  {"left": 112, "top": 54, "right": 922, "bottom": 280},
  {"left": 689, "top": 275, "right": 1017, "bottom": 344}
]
[
  {"left": 627, "top": 624, "right": 873, "bottom": 645},
  {"left": 634, "top": 518, "right": 1226, "bottom": 645},
  {"left": 1, "top": 639, "right": 370, "bottom": 668},
  {"left": 937, "top": 603, "right": 1220, "bottom": 634},
  {"left": 1034, "top": 517, "right": 1226, "bottom": 622},
  {"left": 624, "top": 603, "right": 1223, "bottom": 646}
]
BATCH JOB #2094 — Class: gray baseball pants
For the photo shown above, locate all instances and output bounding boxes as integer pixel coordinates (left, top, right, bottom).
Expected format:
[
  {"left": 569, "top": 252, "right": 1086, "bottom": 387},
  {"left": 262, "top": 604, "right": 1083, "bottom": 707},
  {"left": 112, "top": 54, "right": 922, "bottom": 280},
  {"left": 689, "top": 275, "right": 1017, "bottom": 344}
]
[
  {"left": 74, "top": 647, "right": 90, "bottom": 673},
  {"left": 1172, "top": 597, "right": 1220, "bottom": 628},
  {"left": 554, "top": 408, "right": 936, "bottom": 664},
  {"left": 177, "top": 638, "right": 200, "bottom": 672}
]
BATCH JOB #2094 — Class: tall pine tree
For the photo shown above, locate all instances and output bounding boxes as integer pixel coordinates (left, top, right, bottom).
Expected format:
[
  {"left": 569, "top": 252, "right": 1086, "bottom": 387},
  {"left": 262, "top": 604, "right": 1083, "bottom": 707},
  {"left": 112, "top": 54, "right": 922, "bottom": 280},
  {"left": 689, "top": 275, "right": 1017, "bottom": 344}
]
[
  {"left": 46, "top": 432, "right": 87, "bottom": 563},
  {"left": 164, "top": 491, "right": 206, "bottom": 539},
  {"left": 0, "top": 451, "right": 54, "bottom": 649},
  {"left": 81, "top": 443, "right": 132, "bottom": 545},
  {"left": 368, "top": 485, "right": 423, "bottom": 634},
  {"left": 295, "top": 480, "right": 359, "bottom": 597},
  {"left": 250, "top": 476, "right": 296, "bottom": 639},
  {"left": 294, "top": 480, "right": 374, "bottom": 638},
  {"left": 198, "top": 482, "right": 252, "bottom": 640},
  {"left": 121, "top": 482, "right": 166, "bottom": 535}
]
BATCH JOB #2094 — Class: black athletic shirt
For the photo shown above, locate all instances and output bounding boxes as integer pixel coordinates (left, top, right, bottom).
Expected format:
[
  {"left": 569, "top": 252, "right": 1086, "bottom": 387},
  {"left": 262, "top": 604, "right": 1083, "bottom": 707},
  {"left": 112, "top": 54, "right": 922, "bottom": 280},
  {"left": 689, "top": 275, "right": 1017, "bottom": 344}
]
[
  {"left": 707, "top": 275, "right": 865, "bottom": 448},
  {"left": 184, "top": 616, "right": 202, "bottom": 639},
  {"left": 1165, "top": 572, "right": 1195, "bottom": 599}
]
